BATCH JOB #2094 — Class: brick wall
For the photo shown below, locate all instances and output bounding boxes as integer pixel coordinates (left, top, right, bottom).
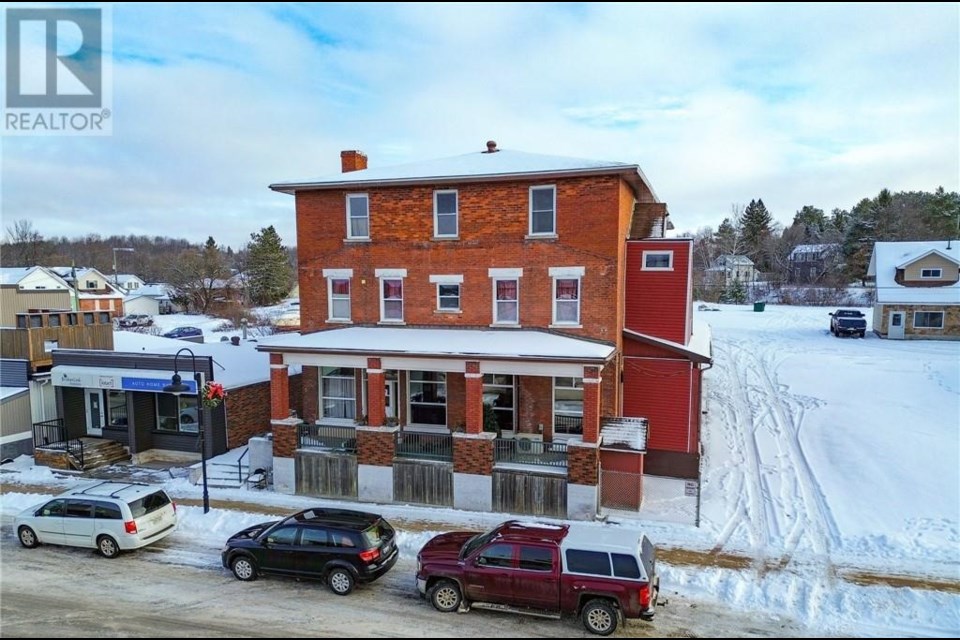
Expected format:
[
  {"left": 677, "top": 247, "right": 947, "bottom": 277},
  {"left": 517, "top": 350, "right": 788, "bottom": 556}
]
[
  {"left": 289, "top": 373, "right": 303, "bottom": 419},
  {"left": 518, "top": 375, "right": 552, "bottom": 437},
  {"left": 227, "top": 374, "right": 303, "bottom": 450},
  {"left": 294, "top": 175, "right": 635, "bottom": 345},
  {"left": 453, "top": 433, "right": 494, "bottom": 475},
  {"left": 301, "top": 367, "right": 318, "bottom": 422},
  {"left": 568, "top": 441, "right": 599, "bottom": 486},
  {"left": 357, "top": 427, "right": 397, "bottom": 467},
  {"left": 446, "top": 372, "right": 465, "bottom": 429},
  {"left": 271, "top": 419, "right": 298, "bottom": 458}
]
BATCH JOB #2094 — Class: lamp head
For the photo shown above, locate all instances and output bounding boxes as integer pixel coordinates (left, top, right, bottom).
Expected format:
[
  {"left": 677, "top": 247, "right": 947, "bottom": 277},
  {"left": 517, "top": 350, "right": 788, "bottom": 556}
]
[{"left": 163, "top": 372, "right": 191, "bottom": 395}]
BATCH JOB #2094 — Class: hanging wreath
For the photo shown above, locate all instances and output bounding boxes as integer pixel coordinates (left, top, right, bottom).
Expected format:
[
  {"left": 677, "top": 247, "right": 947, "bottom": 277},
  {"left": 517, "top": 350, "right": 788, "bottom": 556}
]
[{"left": 201, "top": 381, "right": 226, "bottom": 409}]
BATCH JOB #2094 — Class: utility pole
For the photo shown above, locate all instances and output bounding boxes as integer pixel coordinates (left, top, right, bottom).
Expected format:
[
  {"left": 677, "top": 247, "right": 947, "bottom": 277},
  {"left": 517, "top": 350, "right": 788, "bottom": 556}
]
[{"left": 112, "top": 247, "right": 134, "bottom": 288}]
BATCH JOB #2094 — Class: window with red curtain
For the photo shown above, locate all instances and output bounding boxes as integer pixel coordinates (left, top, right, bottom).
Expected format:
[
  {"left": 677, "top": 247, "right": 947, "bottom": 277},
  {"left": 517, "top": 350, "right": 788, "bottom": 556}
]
[
  {"left": 554, "top": 278, "right": 579, "bottom": 324},
  {"left": 382, "top": 279, "right": 403, "bottom": 320},
  {"left": 495, "top": 279, "right": 518, "bottom": 323},
  {"left": 329, "top": 278, "right": 350, "bottom": 320}
]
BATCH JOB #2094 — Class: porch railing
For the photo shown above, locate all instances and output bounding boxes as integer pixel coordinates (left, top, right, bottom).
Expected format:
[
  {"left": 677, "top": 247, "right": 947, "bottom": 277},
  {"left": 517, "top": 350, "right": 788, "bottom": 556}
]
[
  {"left": 553, "top": 414, "right": 583, "bottom": 435},
  {"left": 494, "top": 438, "right": 568, "bottom": 469},
  {"left": 396, "top": 431, "right": 453, "bottom": 462},
  {"left": 298, "top": 422, "right": 357, "bottom": 453},
  {"left": 31, "top": 418, "right": 85, "bottom": 469}
]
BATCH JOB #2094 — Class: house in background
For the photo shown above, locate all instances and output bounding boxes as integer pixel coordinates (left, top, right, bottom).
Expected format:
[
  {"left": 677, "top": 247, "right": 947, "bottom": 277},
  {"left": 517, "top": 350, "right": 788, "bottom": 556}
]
[
  {"left": 0, "top": 267, "right": 74, "bottom": 325},
  {"left": 707, "top": 254, "right": 758, "bottom": 287},
  {"left": 258, "top": 142, "right": 709, "bottom": 520},
  {"left": 115, "top": 274, "right": 146, "bottom": 294},
  {"left": 49, "top": 266, "right": 126, "bottom": 318},
  {"left": 788, "top": 243, "right": 841, "bottom": 284},
  {"left": 867, "top": 240, "right": 960, "bottom": 340},
  {"left": 124, "top": 283, "right": 179, "bottom": 316}
]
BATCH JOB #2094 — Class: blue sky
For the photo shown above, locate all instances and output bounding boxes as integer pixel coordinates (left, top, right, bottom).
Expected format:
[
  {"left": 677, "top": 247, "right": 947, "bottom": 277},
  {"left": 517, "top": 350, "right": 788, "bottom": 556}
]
[{"left": 3, "top": 2, "right": 958, "bottom": 250}]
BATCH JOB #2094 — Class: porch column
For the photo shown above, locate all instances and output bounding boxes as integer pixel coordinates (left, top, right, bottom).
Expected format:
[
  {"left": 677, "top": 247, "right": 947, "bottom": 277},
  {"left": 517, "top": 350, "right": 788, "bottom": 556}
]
[
  {"left": 465, "top": 361, "right": 483, "bottom": 434},
  {"left": 582, "top": 365, "right": 601, "bottom": 444},
  {"left": 366, "top": 357, "right": 385, "bottom": 427},
  {"left": 270, "top": 353, "right": 290, "bottom": 420}
]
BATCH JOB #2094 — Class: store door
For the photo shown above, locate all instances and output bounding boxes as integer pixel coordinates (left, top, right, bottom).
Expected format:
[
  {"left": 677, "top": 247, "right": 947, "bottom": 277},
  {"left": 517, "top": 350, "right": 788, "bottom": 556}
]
[{"left": 84, "top": 389, "right": 104, "bottom": 436}]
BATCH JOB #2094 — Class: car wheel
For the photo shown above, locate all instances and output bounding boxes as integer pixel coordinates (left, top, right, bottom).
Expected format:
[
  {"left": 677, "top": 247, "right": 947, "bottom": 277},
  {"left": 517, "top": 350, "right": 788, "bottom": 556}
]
[
  {"left": 429, "top": 579, "right": 462, "bottom": 613},
  {"left": 231, "top": 556, "right": 258, "bottom": 581},
  {"left": 327, "top": 567, "right": 355, "bottom": 596},
  {"left": 859, "top": 331, "right": 866, "bottom": 338},
  {"left": 97, "top": 535, "right": 120, "bottom": 559},
  {"left": 582, "top": 599, "right": 618, "bottom": 636},
  {"left": 17, "top": 526, "right": 38, "bottom": 548}
]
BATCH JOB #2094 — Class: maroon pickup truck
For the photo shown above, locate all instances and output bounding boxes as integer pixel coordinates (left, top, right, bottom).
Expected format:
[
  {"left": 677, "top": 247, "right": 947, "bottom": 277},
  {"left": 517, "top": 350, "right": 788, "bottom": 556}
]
[{"left": 416, "top": 520, "right": 659, "bottom": 636}]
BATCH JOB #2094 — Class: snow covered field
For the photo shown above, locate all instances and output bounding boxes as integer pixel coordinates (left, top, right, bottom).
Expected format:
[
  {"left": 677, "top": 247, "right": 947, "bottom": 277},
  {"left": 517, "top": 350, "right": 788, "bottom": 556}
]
[{"left": 4, "top": 303, "right": 958, "bottom": 636}]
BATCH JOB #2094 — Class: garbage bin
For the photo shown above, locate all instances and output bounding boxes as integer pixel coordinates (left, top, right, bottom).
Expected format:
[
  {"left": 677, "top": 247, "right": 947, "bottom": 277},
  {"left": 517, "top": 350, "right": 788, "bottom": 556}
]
[{"left": 753, "top": 301, "right": 766, "bottom": 312}]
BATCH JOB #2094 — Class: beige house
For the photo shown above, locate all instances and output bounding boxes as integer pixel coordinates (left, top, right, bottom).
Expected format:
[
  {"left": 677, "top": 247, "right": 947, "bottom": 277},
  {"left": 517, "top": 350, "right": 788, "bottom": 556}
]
[
  {"left": 0, "top": 267, "right": 74, "bottom": 326},
  {"left": 867, "top": 241, "right": 960, "bottom": 340}
]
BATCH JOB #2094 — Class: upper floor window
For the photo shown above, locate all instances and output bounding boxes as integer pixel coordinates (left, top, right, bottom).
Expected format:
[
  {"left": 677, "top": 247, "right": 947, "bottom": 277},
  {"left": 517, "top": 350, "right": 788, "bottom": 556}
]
[
  {"left": 642, "top": 251, "right": 673, "bottom": 270},
  {"left": 85, "top": 280, "right": 97, "bottom": 289},
  {"left": 329, "top": 279, "right": 351, "bottom": 321},
  {"left": 346, "top": 194, "right": 370, "bottom": 239},
  {"left": 553, "top": 278, "right": 580, "bottom": 325},
  {"left": 920, "top": 268, "right": 942, "bottom": 279},
  {"left": 494, "top": 279, "right": 519, "bottom": 324},
  {"left": 529, "top": 185, "right": 556, "bottom": 236},
  {"left": 434, "top": 190, "right": 458, "bottom": 238},
  {"left": 430, "top": 274, "right": 463, "bottom": 312}
]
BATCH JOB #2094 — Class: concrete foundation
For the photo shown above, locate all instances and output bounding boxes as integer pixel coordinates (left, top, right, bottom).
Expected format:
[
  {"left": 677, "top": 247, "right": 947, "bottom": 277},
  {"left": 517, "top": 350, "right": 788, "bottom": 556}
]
[
  {"left": 567, "top": 483, "right": 599, "bottom": 520},
  {"left": 453, "top": 472, "right": 492, "bottom": 512},
  {"left": 272, "top": 456, "right": 295, "bottom": 494},
  {"left": 358, "top": 464, "right": 394, "bottom": 504},
  {"left": 248, "top": 436, "right": 273, "bottom": 473}
]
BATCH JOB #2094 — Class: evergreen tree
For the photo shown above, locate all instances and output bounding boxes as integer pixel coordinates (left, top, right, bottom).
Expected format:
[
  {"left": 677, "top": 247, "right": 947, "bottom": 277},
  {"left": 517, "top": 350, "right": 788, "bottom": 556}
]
[
  {"left": 739, "top": 199, "right": 773, "bottom": 270},
  {"left": 793, "top": 205, "right": 826, "bottom": 240},
  {"left": 724, "top": 277, "right": 747, "bottom": 304},
  {"left": 246, "top": 225, "right": 293, "bottom": 306}
]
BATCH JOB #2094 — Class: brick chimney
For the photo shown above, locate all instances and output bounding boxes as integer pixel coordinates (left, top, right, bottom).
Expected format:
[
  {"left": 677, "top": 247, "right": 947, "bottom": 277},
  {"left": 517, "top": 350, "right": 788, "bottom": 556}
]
[{"left": 340, "top": 150, "right": 368, "bottom": 173}]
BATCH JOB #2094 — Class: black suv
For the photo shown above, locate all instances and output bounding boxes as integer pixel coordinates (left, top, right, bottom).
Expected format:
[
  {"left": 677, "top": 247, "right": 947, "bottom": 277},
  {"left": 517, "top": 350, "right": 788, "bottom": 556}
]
[{"left": 221, "top": 508, "right": 398, "bottom": 595}]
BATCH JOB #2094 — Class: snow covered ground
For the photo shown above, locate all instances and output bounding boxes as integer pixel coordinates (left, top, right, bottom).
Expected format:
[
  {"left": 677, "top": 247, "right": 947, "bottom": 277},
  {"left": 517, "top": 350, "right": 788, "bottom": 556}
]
[{"left": 5, "top": 302, "right": 959, "bottom": 636}]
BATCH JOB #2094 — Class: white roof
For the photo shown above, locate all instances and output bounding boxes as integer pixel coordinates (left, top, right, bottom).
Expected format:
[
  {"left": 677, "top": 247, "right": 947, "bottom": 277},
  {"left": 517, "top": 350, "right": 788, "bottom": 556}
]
[
  {"left": 868, "top": 241, "right": 960, "bottom": 304},
  {"left": 561, "top": 522, "right": 649, "bottom": 555},
  {"left": 0, "top": 266, "right": 39, "bottom": 285},
  {"left": 125, "top": 283, "right": 173, "bottom": 301},
  {"left": 623, "top": 319, "right": 712, "bottom": 363},
  {"left": 789, "top": 243, "right": 839, "bottom": 259},
  {"left": 259, "top": 326, "right": 615, "bottom": 362},
  {"left": 271, "top": 148, "right": 648, "bottom": 192},
  {"left": 717, "top": 254, "right": 754, "bottom": 266},
  {"left": 600, "top": 417, "right": 648, "bottom": 451},
  {"left": 1, "top": 387, "right": 29, "bottom": 401},
  {"left": 116, "top": 274, "right": 145, "bottom": 286}
]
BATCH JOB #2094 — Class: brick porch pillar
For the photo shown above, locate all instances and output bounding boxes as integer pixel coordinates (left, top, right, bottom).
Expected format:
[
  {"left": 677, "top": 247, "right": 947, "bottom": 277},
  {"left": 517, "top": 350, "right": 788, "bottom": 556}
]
[
  {"left": 270, "top": 353, "right": 290, "bottom": 420},
  {"left": 582, "top": 365, "right": 601, "bottom": 444},
  {"left": 302, "top": 366, "right": 319, "bottom": 423},
  {"left": 356, "top": 425, "right": 398, "bottom": 466},
  {"left": 366, "top": 357, "right": 385, "bottom": 427},
  {"left": 465, "top": 361, "right": 483, "bottom": 434}
]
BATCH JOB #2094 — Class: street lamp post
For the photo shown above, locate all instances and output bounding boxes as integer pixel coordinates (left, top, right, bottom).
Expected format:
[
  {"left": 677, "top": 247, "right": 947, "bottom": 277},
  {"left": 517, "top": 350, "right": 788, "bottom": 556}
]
[
  {"left": 112, "top": 247, "right": 135, "bottom": 288},
  {"left": 162, "top": 347, "right": 209, "bottom": 514}
]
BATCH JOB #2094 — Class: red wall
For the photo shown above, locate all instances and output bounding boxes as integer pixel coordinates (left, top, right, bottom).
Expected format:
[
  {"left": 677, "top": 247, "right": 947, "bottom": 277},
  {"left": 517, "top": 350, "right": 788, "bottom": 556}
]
[
  {"left": 622, "top": 353, "right": 695, "bottom": 454},
  {"left": 624, "top": 239, "right": 692, "bottom": 345}
]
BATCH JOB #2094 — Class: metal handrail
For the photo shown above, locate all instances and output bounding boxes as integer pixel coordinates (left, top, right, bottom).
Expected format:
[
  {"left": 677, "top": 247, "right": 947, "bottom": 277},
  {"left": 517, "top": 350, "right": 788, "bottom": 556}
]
[
  {"left": 237, "top": 447, "right": 249, "bottom": 485},
  {"left": 494, "top": 437, "right": 568, "bottom": 468},
  {"left": 395, "top": 431, "right": 453, "bottom": 462},
  {"left": 553, "top": 414, "right": 583, "bottom": 435},
  {"left": 298, "top": 422, "right": 357, "bottom": 453}
]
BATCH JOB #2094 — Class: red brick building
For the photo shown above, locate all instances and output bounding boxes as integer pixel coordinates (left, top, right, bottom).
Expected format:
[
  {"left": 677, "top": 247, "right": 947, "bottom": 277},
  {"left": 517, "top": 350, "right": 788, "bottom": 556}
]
[{"left": 260, "top": 142, "right": 710, "bottom": 518}]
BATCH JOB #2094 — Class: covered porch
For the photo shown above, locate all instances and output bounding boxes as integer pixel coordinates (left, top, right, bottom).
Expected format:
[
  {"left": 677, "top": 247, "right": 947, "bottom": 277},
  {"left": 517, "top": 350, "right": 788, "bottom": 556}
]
[{"left": 259, "top": 327, "right": 617, "bottom": 518}]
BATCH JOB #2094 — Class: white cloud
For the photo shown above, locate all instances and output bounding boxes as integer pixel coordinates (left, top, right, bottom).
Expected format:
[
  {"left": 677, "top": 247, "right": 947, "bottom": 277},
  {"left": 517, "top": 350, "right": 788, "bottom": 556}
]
[{"left": 1, "top": 3, "right": 956, "bottom": 247}]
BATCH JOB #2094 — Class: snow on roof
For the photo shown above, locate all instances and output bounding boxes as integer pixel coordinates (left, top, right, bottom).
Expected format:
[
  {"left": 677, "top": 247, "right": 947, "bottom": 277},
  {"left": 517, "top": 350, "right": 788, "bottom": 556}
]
[
  {"left": 0, "top": 266, "right": 39, "bottom": 285},
  {"left": 600, "top": 417, "right": 648, "bottom": 451},
  {"left": 789, "top": 243, "right": 839, "bottom": 259},
  {"left": 1, "top": 387, "right": 29, "bottom": 401},
  {"left": 107, "top": 332, "right": 295, "bottom": 389},
  {"left": 869, "top": 241, "right": 960, "bottom": 304},
  {"left": 125, "top": 283, "right": 172, "bottom": 300},
  {"left": 716, "top": 254, "right": 754, "bottom": 267},
  {"left": 259, "top": 326, "right": 615, "bottom": 361},
  {"left": 271, "top": 149, "right": 643, "bottom": 191},
  {"left": 115, "top": 274, "right": 144, "bottom": 284},
  {"left": 622, "top": 319, "right": 712, "bottom": 364}
]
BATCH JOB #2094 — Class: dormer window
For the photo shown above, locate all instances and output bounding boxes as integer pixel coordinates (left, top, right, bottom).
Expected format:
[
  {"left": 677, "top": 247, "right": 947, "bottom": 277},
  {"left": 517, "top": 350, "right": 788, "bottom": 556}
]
[{"left": 920, "top": 268, "right": 942, "bottom": 279}]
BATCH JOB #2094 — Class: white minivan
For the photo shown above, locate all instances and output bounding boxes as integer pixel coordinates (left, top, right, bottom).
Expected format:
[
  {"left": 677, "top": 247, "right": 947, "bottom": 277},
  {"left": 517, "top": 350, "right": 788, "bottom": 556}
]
[{"left": 15, "top": 481, "right": 178, "bottom": 558}]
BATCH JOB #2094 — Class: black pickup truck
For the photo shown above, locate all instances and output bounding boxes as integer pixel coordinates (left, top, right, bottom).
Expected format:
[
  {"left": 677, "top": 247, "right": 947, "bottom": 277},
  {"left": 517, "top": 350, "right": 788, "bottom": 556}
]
[{"left": 829, "top": 310, "right": 867, "bottom": 338}]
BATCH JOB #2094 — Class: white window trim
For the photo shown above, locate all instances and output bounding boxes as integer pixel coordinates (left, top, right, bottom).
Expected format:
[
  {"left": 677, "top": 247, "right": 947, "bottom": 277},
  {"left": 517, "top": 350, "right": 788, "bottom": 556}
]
[
  {"left": 528, "top": 185, "right": 557, "bottom": 236},
  {"left": 913, "top": 310, "right": 944, "bottom": 329},
  {"left": 325, "top": 275, "right": 352, "bottom": 323},
  {"left": 378, "top": 274, "right": 405, "bottom": 324},
  {"left": 433, "top": 189, "right": 459, "bottom": 239},
  {"left": 642, "top": 250, "right": 674, "bottom": 271},
  {"left": 435, "top": 282, "right": 461, "bottom": 312},
  {"left": 319, "top": 367, "right": 357, "bottom": 425},
  {"left": 488, "top": 267, "right": 523, "bottom": 278},
  {"left": 550, "top": 271, "right": 582, "bottom": 327},
  {"left": 920, "top": 268, "right": 943, "bottom": 279},
  {"left": 491, "top": 277, "right": 520, "bottom": 326},
  {"left": 345, "top": 193, "right": 370, "bottom": 240},
  {"left": 429, "top": 274, "right": 464, "bottom": 284}
]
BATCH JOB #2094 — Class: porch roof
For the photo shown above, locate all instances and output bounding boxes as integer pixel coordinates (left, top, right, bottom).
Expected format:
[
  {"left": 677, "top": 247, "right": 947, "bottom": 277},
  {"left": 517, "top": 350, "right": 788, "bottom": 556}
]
[{"left": 258, "top": 326, "right": 616, "bottom": 363}]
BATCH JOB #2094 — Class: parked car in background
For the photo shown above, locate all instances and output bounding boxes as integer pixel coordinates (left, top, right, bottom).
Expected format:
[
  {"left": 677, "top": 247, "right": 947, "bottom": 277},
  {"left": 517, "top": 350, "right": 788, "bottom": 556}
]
[
  {"left": 829, "top": 309, "right": 867, "bottom": 338},
  {"left": 222, "top": 508, "right": 398, "bottom": 595},
  {"left": 162, "top": 326, "right": 204, "bottom": 340},
  {"left": 118, "top": 314, "right": 153, "bottom": 328},
  {"left": 417, "top": 520, "right": 659, "bottom": 635},
  {"left": 15, "top": 481, "right": 178, "bottom": 558}
]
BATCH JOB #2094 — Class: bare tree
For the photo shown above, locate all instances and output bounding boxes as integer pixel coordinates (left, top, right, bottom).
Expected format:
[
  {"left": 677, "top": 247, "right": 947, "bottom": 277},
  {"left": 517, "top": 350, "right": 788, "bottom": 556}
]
[{"left": 3, "top": 219, "right": 50, "bottom": 266}]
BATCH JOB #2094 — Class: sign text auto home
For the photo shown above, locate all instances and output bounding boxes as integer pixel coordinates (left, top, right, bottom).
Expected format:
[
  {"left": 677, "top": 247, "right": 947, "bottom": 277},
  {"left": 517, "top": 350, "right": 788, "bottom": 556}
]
[
  {"left": 3, "top": 6, "right": 113, "bottom": 136},
  {"left": 53, "top": 370, "right": 198, "bottom": 394}
]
